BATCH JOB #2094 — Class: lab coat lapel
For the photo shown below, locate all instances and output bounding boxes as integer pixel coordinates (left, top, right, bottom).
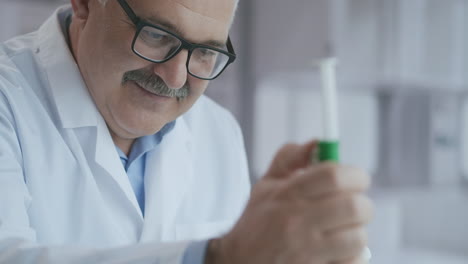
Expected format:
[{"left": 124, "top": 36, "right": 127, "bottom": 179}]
[
  {"left": 140, "top": 117, "right": 194, "bottom": 242},
  {"left": 94, "top": 116, "right": 144, "bottom": 219},
  {"left": 36, "top": 8, "right": 143, "bottom": 219}
]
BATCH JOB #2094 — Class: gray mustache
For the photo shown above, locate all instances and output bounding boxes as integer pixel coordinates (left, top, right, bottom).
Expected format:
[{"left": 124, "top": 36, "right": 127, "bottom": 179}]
[{"left": 122, "top": 70, "right": 189, "bottom": 100}]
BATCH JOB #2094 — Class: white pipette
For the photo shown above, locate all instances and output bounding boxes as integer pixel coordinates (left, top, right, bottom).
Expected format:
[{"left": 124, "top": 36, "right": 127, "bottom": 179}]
[{"left": 316, "top": 57, "right": 372, "bottom": 262}]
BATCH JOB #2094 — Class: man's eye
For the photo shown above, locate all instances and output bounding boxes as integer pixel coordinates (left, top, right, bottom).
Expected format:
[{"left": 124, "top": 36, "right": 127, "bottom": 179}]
[
  {"left": 140, "top": 28, "right": 170, "bottom": 42},
  {"left": 199, "top": 49, "right": 216, "bottom": 57},
  {"left": 142, "top": 30, "right": 165, "bottom": 40},
  {"left": 148, "top": 31, "right": 165, "bottom": 40}
]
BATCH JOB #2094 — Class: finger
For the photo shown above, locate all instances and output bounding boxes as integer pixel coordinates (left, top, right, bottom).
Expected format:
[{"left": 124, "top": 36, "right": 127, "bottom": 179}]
[
  {"left": 321, "top": 226, "right": 368, "bottom": 262},
  {"left": 309, "top": 194, "right": 373, "bottom": 231},
  {"left": 265, "top": 140, "right": 317, "bottom": 179},
  {"left": 290, "top": 163, "right": 371, "bottom": 199}
]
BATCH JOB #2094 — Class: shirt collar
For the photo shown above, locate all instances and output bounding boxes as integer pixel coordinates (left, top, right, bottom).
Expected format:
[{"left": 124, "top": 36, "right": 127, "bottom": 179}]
[{"left": 116, "top": 121, "right": 176, "bottom": 168}]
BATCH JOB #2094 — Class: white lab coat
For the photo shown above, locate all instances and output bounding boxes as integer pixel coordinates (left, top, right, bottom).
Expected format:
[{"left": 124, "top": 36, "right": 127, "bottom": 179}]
[{"left": 0, "top": 6, "right": 250, "bottom": 264}]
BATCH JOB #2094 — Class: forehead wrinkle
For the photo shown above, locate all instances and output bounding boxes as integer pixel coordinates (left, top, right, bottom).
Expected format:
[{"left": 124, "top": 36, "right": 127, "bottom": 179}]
[{"left": 174, "top": 1, "right": 228, "bottom": 24}]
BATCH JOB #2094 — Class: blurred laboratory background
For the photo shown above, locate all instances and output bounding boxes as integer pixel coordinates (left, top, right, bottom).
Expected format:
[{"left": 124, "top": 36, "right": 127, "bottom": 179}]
[{"left": 1, "top": 0, "right": 468, "bottom": 263}]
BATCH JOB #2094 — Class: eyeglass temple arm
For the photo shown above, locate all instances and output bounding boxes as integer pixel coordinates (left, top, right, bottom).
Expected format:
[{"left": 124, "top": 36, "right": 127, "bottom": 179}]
[
  {"left": 116, "top": 0, "right": 140, "bottom": 25},
  {"left": 226, "top": 37, "right": 236, "bottom": 58}
]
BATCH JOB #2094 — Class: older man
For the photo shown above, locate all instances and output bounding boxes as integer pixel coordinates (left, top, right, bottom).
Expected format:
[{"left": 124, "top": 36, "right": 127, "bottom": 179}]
[{"left": 0, "top": 0, "right": 372, "bottom": 263}]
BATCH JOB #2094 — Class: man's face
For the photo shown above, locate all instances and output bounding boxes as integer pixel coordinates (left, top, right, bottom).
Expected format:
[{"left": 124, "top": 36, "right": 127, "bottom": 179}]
[{"left": 73, "top": 0, "right": 236, "bottom": 140}]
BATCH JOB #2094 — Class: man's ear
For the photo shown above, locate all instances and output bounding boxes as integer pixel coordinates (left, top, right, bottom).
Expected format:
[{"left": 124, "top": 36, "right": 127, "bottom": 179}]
[{"left": 70, "top": 0, "right": 91, "bottom": 20}]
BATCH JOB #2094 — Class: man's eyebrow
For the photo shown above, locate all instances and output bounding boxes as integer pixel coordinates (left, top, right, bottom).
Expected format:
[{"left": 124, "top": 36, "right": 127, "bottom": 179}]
[
  {"left": 146, "top": 16, "right": 184, "bottom": 36},
  {"left": 145, "top": 16, "right": 226, "bottom": 49},
  {"left": 200, "top": 40, "right": 225, "bottom": 49}
]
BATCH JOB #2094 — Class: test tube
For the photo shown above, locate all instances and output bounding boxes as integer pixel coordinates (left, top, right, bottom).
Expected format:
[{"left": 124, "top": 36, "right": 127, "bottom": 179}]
[
  {"left": 317, "top": 57, "right": 339, "bottom": 162},
  {"left": 316, "top": 57, "right": 372, "bottom": 262}
]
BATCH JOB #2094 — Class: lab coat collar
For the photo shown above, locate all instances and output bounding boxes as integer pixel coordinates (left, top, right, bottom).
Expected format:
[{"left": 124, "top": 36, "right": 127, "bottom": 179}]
[
  {"left": 35, "top": 7, "right": 142, "bottom": 215},
  {"left": 34, "top": 6, "right": 146, "bottom": 217},
  {"left": 36, "top": 5, "right": 98, "bottom": 129}
]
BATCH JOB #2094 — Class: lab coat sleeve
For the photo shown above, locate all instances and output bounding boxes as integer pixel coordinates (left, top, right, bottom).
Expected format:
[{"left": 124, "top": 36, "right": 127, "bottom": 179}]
[
  {"left": 182, "top": 240, "right": 210, "bottom": 264},
  {"left": 0, "top": 86, "right": 190, "bottom": 264},
  {"left": 223, "top": 105, "right": 251, "bottom": 216},
  {"left": 228, "top": 107, "right": 251, "bottom": 194},
  {"left": 0, "top": 238, "right": 191, "bottom": 264}
]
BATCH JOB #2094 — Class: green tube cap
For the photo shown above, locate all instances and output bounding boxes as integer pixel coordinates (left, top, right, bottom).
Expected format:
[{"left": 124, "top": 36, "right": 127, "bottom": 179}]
[{"left": 318, "top": 141, "right": 340, "bottom": 162}]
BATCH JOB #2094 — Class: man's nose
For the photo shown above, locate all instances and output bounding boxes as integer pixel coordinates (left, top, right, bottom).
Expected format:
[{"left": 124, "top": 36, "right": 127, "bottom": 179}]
[{"left": 152, "top": 50, "right": 189, "bottom": 90}]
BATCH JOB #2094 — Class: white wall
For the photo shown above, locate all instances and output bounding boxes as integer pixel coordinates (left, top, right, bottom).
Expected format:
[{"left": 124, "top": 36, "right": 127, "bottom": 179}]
[
  {"left": 0, "top": 0, "right": 66, "bottom": 42},
  {"left": 461, "top": 96, "right": 468, "bottom": 181}
]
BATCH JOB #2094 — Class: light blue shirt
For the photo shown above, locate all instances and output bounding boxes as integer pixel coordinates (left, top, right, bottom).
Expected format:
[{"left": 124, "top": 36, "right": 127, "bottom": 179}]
[{"left": 115, "top": 121, "right": 208, "bottom": 264}]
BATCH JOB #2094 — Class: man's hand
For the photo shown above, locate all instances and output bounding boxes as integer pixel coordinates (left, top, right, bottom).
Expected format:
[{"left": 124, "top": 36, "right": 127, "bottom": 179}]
[{"left": 207, "top": 141, "right": 373, "bottom": 264}]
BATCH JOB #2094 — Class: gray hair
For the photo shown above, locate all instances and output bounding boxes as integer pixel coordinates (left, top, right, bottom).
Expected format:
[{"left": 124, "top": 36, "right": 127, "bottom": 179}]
[
  {"left": 99, "top": 0, "right": 239, "bottom": 25},
  {"left": 98, "top": 0, "right": 239, "bottom": 10}
]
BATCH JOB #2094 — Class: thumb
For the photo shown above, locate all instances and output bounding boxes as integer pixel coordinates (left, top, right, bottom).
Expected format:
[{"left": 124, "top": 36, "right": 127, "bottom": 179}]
[{"left": 265, "top": 140, "right": 318, "bottom": 179}]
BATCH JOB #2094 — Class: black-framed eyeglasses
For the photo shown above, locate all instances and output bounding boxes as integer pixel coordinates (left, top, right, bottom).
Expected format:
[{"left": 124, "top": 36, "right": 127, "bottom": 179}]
[{"left": 116, "top": 0, "right": 236, "bottom": 80}]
